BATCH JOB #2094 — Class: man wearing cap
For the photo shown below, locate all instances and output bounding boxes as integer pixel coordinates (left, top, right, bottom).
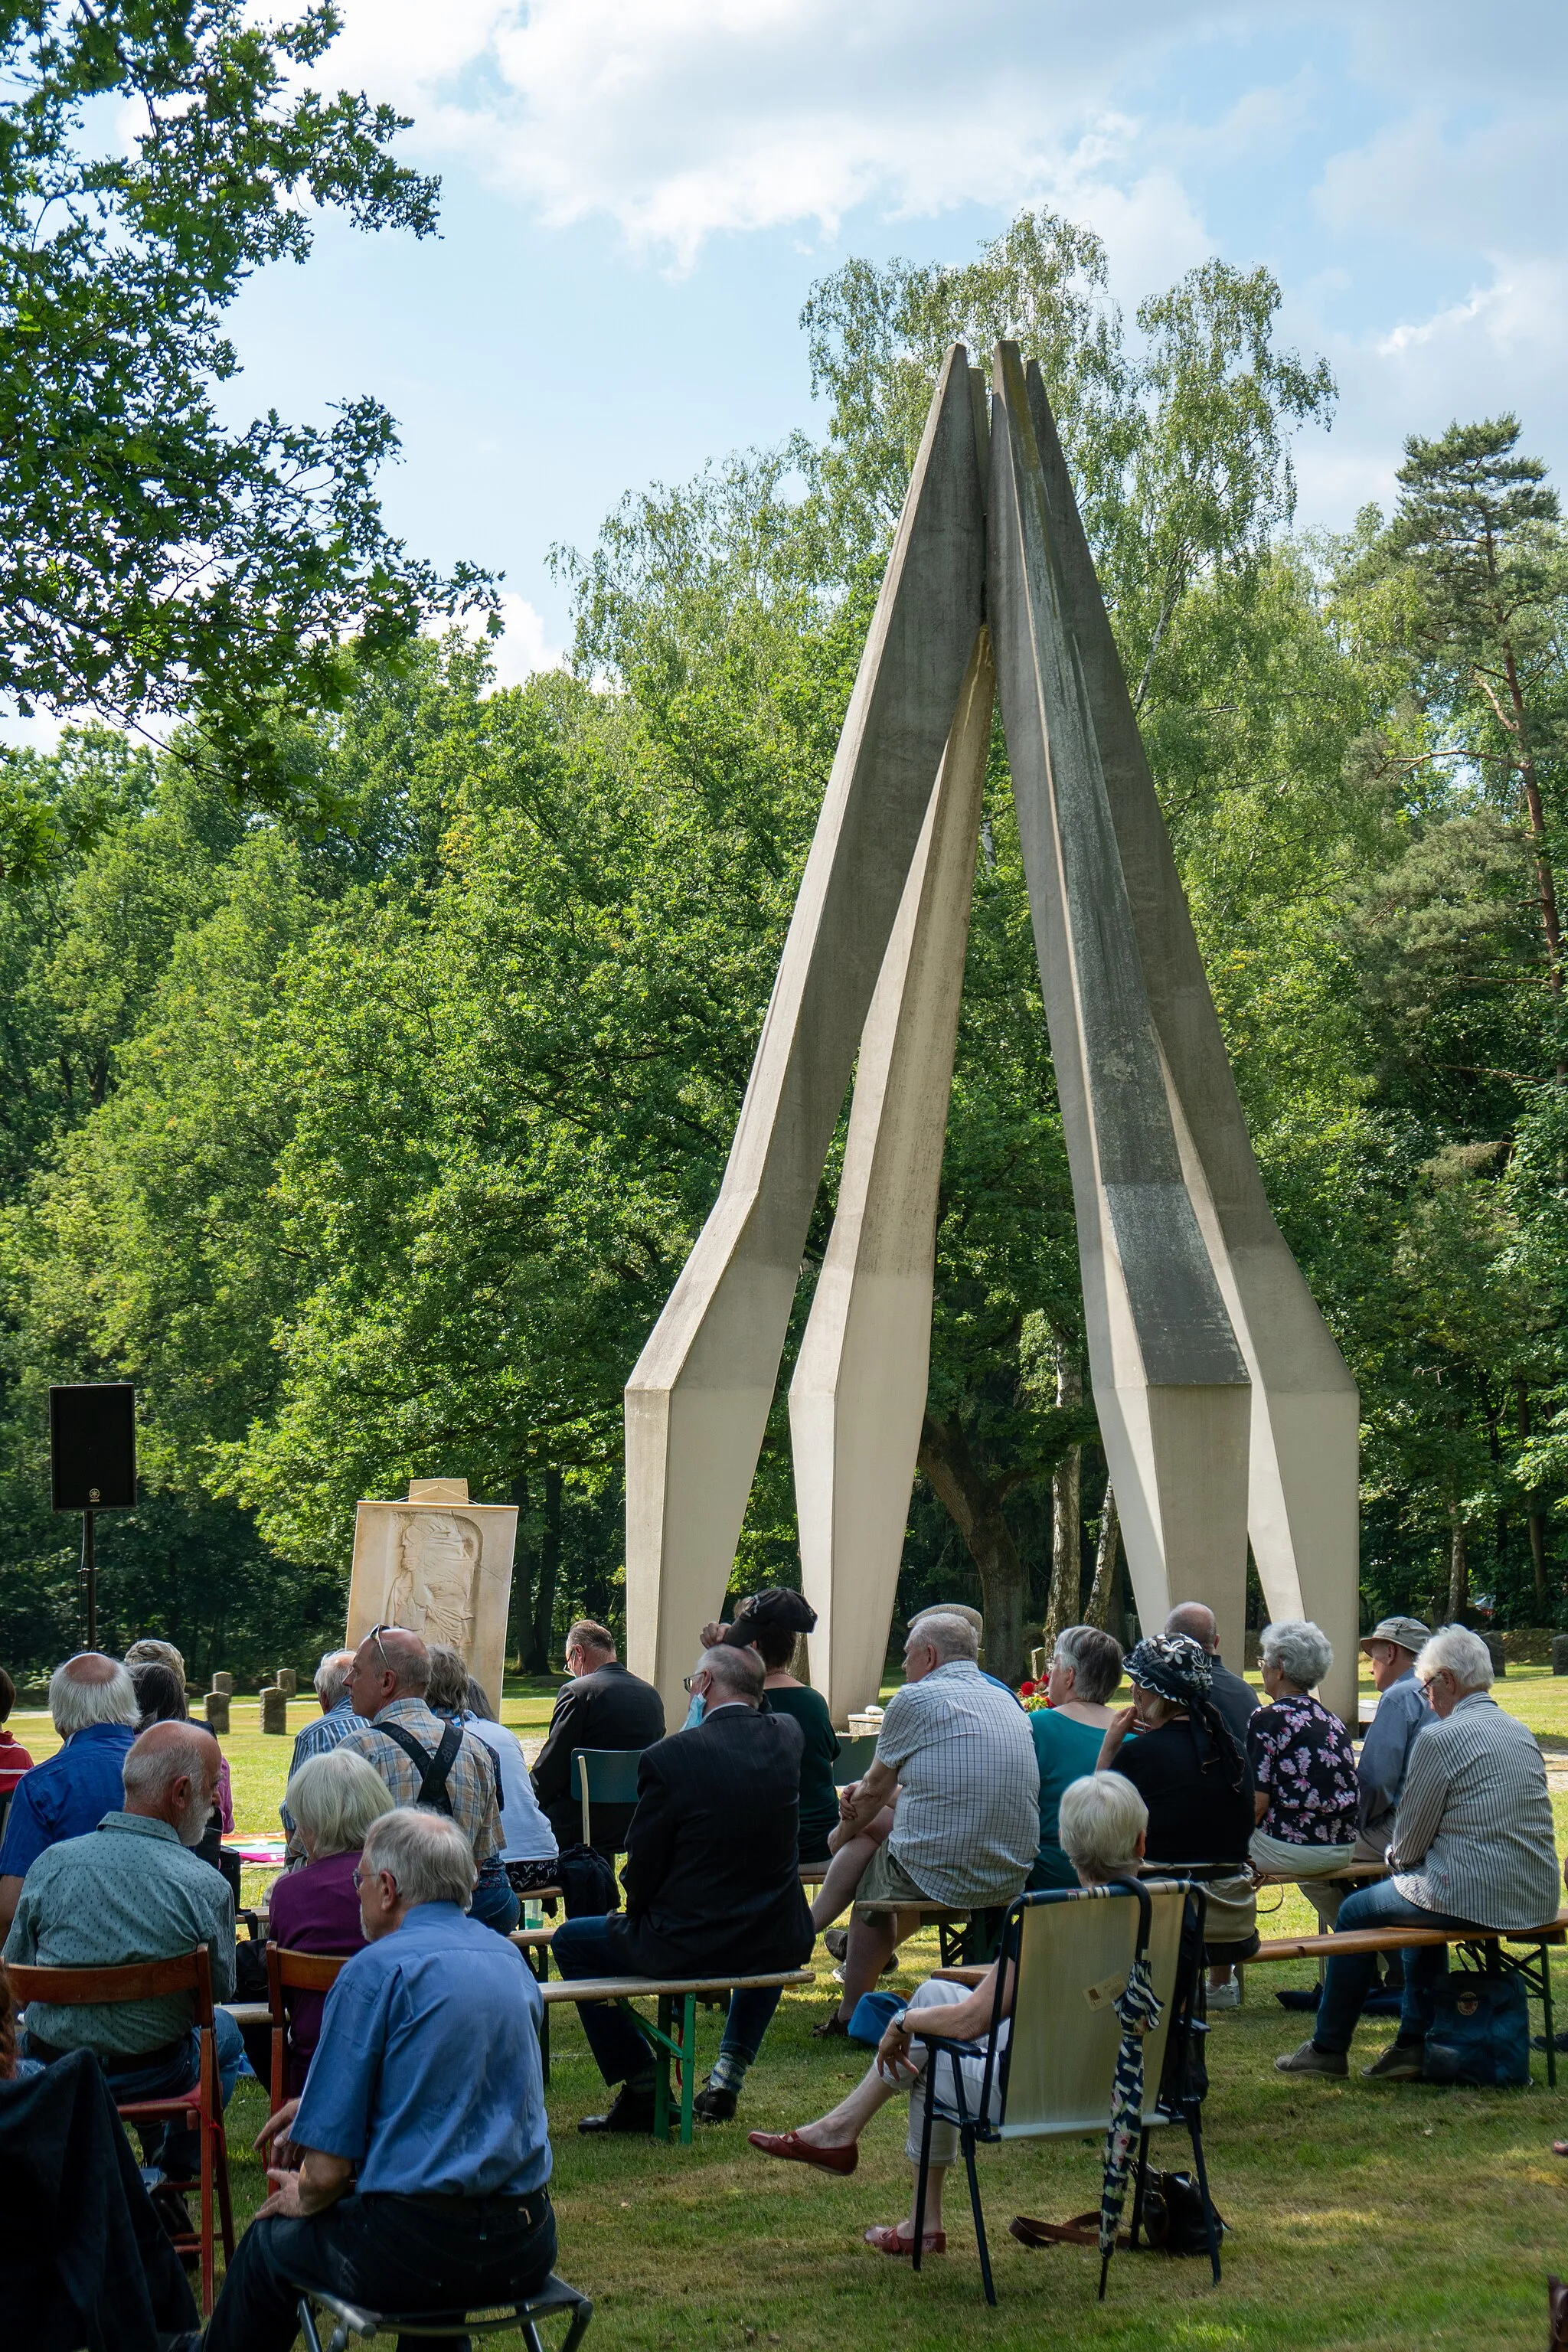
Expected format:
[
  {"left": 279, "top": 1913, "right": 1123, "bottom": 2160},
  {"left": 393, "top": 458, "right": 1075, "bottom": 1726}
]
[{"left": 1354, "top": 1618, "right": 1432, "bottom": 1863}]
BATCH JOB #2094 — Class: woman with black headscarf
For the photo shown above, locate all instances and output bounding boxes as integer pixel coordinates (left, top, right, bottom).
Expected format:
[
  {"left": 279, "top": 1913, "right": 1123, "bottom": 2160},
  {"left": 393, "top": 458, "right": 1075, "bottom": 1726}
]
[{"left": 1096, "top": 1632, "right": 1258, "bottom": 1963}]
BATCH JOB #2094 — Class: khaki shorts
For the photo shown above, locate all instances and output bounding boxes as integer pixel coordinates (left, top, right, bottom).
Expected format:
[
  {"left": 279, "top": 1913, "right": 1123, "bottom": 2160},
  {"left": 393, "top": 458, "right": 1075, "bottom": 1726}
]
[{"left": 857, "top": 1843, "right": 941, "bottom": 1915}]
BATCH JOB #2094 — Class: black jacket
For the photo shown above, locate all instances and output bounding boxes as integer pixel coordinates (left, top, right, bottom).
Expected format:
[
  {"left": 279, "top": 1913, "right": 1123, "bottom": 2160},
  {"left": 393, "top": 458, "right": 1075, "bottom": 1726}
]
[
  {"left": 605, "top": 1705, "right": 815, "bottom": 1979},
  {"left": 530, "top": 1659, "right": 666, "bottom": 1849},
  {"left": 1207, "top": 1657, "right": 1259, "bottom": 1747}
]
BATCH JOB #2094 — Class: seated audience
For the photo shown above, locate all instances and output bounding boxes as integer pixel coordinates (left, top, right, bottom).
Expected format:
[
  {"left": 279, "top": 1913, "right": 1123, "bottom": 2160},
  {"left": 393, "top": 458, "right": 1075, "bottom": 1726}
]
[
  {"left": 531, "top": 1619, "right": 665, "bottom": 1856},
  {"left": 3, "top": 1721, "right": 243, "bottom": 2177},
  {"left": 1247, "top": 1619, "right": 1358, "bottom": 1926},
  {"left": 426, "top": 1645, "right": 548, "bottom": 1924},
  {"left": 269, "top": 1750, "right": 394, "bottom": 2095},
  {"left": 1354, "top": 1615, "right": 1432, "bottom": 1860},
  {"left": 1098, "top": 1632, "right": 1257, "bottom": 1986},
  {"left": 808, "top": 1612, "right": 1039, "bottom": 2035},
  {"left": 0, "top": 1652, "right": 139, "bottom": 1942},
  {"left": 909, "top": 1603, "right": 1024, "bottom": 1705},
  {"left": 1163, "top": 1602, "right": 1258, "bottom": 1744},
  {"left": 708, "top": 1591, "right": 839, "bottom": 1865},
  {"left": 1277, "top": 1625, "right": 1560, "bottom": 2080},
  {"left": 196, "top": 1809, "right": 554, "bottom": 2352},
  {"left": 451, "top": 1662, "right": 560, "bottom": 1900},
  {"left": 280, "top": 1649, "right": 367, "bottom": 1838},
  {"left": 130, "top": 1658, "right": 238, "bottom": 1900},
  {"left": 551, "top": 1643, "right": 813, "bottom": 2131},
  {"left": 749, "top": 1772, "right": 1150, "bottom": 2255},
  {"left": 0, "top": 1668, "right": 34, "bottom": 1818},
  {"left": 1027, "top": 1625, "right": 1124, "bottom": 1888},
  {"left": 338, "top": 1627, "right": 514, "bottom": 1933}
]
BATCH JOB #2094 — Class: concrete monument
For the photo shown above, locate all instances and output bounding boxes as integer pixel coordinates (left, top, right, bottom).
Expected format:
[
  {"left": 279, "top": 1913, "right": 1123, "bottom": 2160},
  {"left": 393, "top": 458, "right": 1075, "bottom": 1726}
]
[
  {"left": 345, "top": 1478, "right": 518, "bottom": 1710},
  {"left": 625, "top": 342, "right": 1361, "bottom": 1726}
]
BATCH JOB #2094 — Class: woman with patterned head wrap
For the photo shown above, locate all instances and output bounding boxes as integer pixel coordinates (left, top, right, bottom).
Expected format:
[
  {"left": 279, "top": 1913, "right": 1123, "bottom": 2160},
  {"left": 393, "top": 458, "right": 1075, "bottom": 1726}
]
[{"left": 1096, "top": 1631, "right": 1258, "bottom": 1968}]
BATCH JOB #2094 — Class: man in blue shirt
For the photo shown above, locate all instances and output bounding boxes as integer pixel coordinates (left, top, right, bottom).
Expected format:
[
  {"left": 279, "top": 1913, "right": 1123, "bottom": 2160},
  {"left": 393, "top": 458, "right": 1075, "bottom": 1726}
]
[
  {"left": 278, "top": 1650, "right": 366, "bottom": 1838},
  {"left": 198, "top": 1808, "right": 555, "bottom": 2352},
  {"left": 0, "top": 1652, "right": 139, "bottom": 1941}
]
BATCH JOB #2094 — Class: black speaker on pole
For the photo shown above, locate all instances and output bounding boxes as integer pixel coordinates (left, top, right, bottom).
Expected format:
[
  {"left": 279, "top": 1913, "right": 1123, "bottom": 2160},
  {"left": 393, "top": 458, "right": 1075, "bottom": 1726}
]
[{"left": 50, "top": 1383, "right": 136, "bottom": 1649}]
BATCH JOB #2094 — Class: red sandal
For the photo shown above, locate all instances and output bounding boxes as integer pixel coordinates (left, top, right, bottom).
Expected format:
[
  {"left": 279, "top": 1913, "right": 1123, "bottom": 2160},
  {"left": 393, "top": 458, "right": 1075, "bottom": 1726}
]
[
  {"left": 747, "top": 2128, "right": 858, "bottom": 2176},
  {"left": 864, "top": 2224, "right": 946, "bottom": 2256}
]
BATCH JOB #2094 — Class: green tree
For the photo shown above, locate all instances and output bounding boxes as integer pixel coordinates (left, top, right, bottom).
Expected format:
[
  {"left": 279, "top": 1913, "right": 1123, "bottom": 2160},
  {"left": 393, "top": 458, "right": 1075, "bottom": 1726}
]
[{"left": 0, "top": 0, "right": 495, "bottom": 818}]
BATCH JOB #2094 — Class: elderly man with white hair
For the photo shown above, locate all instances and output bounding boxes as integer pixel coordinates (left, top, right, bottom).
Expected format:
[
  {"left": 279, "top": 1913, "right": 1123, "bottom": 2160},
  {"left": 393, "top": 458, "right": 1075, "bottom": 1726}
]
[
  {"left": 0, "top": 1651, "right": 141, "bottom": 1942},
  {"left": 1277, "top": 1624, "right": 1561, "bottom": 2080},
  {"left": 808, "top": 1610, "right": 1039, "bottom": 2040},
  {"left": 750, "top": 1772, "right": 1149, "bottom": 2256},
  {"left": 279, "top": 1649, "right": 367, "bottom": 1838},
  {"left": 194, "top": 1808, "right": 555, "bottom": 2352},
  {"left": 4, "top": 1720, "right": 243, "bottom": 2173}
]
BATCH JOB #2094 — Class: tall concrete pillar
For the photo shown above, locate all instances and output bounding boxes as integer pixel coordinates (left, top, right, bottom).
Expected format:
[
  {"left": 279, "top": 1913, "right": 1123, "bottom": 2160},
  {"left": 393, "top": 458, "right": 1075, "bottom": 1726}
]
[
  {"left": 988, "top": 342, "right": 1254, "bottom": 1675},
  {"left": 789, "top": 629, "right": 995, "bottom": 1722},
  {"left": 1017, "top": 358, "right": 1361, "bottom": 1721},
  {"left": 623, "top": 346, "right": 987, "bottom": 1723}
]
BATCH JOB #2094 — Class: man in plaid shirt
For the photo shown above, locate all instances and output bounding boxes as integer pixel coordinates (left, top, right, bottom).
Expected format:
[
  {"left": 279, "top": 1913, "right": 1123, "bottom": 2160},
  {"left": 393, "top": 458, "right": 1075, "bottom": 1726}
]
[{"left": 339, "top": 1628, "right": 514, "bottom": 1931}]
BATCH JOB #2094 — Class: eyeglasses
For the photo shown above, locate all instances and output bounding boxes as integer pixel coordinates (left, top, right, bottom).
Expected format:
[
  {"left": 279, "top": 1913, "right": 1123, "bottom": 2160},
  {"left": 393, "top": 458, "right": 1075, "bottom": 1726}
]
[
  {"left": 351, "top": 1867, "right": 393, "bottom": 1892},
  {"left": 363, "top": 1624, "right": 397, "bottom": 1674},
  {"left": 682, "top": 1674, "right": 707, "bottom": 1694}
]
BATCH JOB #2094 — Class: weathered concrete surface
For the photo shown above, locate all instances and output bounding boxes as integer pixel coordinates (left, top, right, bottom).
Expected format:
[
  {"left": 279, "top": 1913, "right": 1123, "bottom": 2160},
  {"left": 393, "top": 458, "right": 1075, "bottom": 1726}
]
[
  {"left": 624, "top": 345, "right": 987, "bottom": 1722},
  {"left": 988, "top": 340, "right": 1254, "bottom": 1674},
  {"left": 789, "top": 629, "right": 995, "bottom": 1724},
  {"left": 1020, "top": 358, "right": 1361, "bottom": 1723}
]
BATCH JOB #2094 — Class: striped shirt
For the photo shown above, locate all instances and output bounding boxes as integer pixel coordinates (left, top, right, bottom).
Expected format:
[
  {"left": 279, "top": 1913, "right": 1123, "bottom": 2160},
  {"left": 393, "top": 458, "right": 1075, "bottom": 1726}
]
[
  {"left": 876, "top": 1660, "right": 1040, "bottom": 1908},
  {"left": 340, "top": 1697, "right": 503, "bottom": 1864},
  {"left": 279, "top": 1693, "right": 369, "bottom": 1834},
  {"left": 1390, "top": 1693, "right": 1560, "bottom": 1931}
]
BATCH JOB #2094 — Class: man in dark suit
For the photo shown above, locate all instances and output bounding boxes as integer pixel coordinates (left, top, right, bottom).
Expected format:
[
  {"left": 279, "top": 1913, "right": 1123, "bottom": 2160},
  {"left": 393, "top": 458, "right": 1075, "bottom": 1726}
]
[
  {"left": 529, "top": 1620, "right": 665, "bottom": 1854},
  {"left": 550, "top": 1644, "right": 813, "bottom": 2132}
]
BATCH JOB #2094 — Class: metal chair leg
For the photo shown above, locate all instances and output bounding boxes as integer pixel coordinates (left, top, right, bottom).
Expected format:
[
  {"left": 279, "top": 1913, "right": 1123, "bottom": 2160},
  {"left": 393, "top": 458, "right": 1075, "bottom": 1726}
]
[
  {"left": 296, "top": 2297, "right": 325, "bottom": 2352},
  {"left": 653, "top": 1996, "right": 671, "bottom": 2142},
  {"left": 1128, "top": 2126, "right": 1152, "bottom": 2248},
  {"left": 1541, "top": 1943, "right": 1557, "bottom": 2089},
  {"left": 679, "top": 1994, "right": 696, "bottom": 2146},
  {"left": 910, "top": 2055, "right": 938, "bottom": 2272},
  {"left": 1184, "top": 2096, "right": 1222, "bottom": 2286},
  {"left": 961, "top": 2118, "right": 995, "bottom": 2307}
]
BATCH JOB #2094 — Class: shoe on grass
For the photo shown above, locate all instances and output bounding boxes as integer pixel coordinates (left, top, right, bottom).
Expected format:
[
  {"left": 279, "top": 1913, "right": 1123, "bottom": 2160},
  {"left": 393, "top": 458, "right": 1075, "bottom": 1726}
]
[
  {"left": 1206, "top": 1979, "right": 1241, "bottom": 2011},
  {"left": 693, "top": 2079, "right": 738, "bottom": 2124},
  {"left": 822, "top": 1928, "right": 849, "bottom": 1961},
  {"left": 1361, "top": 2039, "right": 1426, "bottom": 2082},
  {"left": 1274, "top": 2040, "right": 1348, "bottom": 2076},
  {"left": 578, "top": 2083, "right": 658, "bottom": 2135}
]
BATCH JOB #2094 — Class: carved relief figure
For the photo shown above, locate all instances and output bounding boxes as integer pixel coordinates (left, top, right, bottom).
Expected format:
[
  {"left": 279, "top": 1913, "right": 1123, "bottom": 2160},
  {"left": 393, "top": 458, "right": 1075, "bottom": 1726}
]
[{"left": 386, "top": 1511, "right": 482, "bottom": 1659}]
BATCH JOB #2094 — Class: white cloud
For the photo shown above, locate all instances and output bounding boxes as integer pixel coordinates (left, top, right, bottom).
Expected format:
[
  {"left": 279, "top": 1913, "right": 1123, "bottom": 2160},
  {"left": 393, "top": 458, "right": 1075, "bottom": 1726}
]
[{"left": 456, "top": 593, "right": 568, "bottom": 688}]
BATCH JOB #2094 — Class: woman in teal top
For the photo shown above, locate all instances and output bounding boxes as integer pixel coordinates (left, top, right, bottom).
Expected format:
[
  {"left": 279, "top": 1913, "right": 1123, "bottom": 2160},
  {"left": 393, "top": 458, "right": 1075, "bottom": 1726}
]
[{"left": 1027, "top": 1624, "right": 1125, "bottom": 1888}]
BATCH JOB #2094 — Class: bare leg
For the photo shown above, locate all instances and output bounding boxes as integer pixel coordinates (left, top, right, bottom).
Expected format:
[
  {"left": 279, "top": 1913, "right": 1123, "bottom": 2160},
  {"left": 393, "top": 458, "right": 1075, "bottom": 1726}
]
[
  {"left": 792, "top": 2055, "right": 906, "bottom": 2149},
  {"left": 810, "top": 1808, "right": 894, "bottom": 1930},
  {"left": 897, "top": 2162, "right": 948, "bottom": 2235},
  {"left": 835, "top": 1912, "right": 899, "bottom": 2020}
]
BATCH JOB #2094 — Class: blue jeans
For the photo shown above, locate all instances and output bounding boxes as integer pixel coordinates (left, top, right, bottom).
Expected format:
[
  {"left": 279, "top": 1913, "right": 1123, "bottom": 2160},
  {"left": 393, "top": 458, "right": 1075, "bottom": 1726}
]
[
  {"left": 1313, "top": 1882, "right": 1476, "bottom": 2054},
  {"left": 551, "top": 1916, "right": 782, "bottom": 2087},
  {"left": 469, "top": 1862, "right": 521, "bottom": 1936},
  {"left": 26, "top": 2010, "right": 245, "bottom": 2175}
]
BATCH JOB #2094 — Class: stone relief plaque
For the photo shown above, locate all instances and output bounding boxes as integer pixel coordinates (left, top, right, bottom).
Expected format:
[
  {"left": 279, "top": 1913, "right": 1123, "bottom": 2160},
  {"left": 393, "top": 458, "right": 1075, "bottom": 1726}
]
[{"left": 345, "top": 1479, "right": 518, "bottom": 1707}]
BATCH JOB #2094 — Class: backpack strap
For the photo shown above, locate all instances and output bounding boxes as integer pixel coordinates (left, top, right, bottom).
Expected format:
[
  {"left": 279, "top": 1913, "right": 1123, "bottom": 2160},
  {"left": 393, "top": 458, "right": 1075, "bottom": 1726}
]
[{"left": 375, "top": 1719, "right": 463, "bottom": 1815}]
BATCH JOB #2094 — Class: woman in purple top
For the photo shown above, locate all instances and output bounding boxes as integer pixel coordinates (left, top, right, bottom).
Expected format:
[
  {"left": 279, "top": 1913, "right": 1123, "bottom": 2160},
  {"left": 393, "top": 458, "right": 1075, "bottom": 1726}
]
[
  {"left": 1246, "top": 1619, "right": 1360, "bottom": 1928},
  {"left": 270, "top": 1749, "right": 394, "bottom": 2092}
]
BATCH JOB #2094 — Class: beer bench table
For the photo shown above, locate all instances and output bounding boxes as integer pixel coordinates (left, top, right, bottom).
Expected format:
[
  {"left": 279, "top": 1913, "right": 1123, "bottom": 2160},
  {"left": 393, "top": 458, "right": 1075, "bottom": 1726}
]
[
  {"left": 539, "top": 1968, "right": 815, "bottom": 2143},
  {"left": 1246, "top": 1908, "right": 1568, "bottom": 2086},
  {"left": 851, "top": 1898, "right": 971, "bottom": 1968}
]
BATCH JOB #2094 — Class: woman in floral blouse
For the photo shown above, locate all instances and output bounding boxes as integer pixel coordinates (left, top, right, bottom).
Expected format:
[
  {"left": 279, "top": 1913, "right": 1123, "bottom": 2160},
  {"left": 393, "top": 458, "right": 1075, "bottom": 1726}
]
[{"left": 1246, "top": 1620, "right": 1360, "bottom": 1926}]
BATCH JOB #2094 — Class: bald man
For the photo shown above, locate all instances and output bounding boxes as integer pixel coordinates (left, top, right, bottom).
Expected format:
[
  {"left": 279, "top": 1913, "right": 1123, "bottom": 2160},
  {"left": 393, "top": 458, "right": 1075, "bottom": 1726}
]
[
  {"left": 1163, "top": 1602, "right": 1259, "bottom": 1746},
  {"left": 5, "top": 1721, "right": 243, "bottom": 2174},
  {"left": 339, "top": 1628, "right": 512, "bottom": 1930}
]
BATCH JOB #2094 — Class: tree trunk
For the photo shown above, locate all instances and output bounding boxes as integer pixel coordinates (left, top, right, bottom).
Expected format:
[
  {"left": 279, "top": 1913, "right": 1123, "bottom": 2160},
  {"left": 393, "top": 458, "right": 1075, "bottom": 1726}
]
[
  {"left": 1517, "top": 1382, "right": 1550, "bottom": 1617},
  {"left": 509, "top": 1469, "right": 536, "bottom": 1671},
  {"left": 1446, "top": 1502, "right": 1469, "bottom": 1624},
  {"left": 917, "top": 1413, "right": 1027, "bottom": 1684},
  {"left": 1046, "top": 1343, "right": 1083, "bottom": 1645},
  {"left": 531, "top": 1466, "right": 562, "bottom": 1671},
  {"left": 1085, "top": 1481, "right": 1120, "bottom": 1632},
  {"left": 1502, "top": 641, "right": 1563, "bottom": 996}
]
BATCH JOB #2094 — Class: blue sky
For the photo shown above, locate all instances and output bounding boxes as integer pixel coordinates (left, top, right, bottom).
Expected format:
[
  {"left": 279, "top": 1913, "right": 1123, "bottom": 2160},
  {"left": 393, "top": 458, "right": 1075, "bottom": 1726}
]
[{"left": 22, "top": 0, "right": 1568, "bottom": 720}]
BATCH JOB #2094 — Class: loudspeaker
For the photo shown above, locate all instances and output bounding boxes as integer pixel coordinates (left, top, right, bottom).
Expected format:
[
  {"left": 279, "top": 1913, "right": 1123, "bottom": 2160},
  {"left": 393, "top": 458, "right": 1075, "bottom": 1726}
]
[{"left": 50, "top": 1383, "right": 136, "bottom": 1511}]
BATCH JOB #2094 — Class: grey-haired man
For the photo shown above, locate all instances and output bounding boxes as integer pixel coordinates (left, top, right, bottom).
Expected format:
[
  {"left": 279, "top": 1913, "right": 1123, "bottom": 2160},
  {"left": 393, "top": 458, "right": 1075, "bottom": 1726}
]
[{"left": 1354, "top": 1615, "right": 1433, "bottom": 1862}]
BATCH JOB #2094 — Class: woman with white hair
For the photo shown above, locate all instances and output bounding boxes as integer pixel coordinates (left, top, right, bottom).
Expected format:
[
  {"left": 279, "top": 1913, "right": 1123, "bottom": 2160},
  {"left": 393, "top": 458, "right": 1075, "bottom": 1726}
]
[
  {"left": 269, "top": 1749, "right": 395, "bottom": 2092},
  {"left": 1246, "top": 1620, "right": 1359, "bottom": 1926},
  {"left": 748, "top": 1774, "right": 1149, "bottom": 2256}
]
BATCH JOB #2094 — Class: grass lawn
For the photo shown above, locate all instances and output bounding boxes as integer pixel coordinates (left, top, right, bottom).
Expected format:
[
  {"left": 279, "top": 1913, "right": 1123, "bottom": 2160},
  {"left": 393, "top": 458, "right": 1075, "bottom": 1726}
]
[{"left": 10, "top": 1666, "right": 1568, "bottom": 2343}]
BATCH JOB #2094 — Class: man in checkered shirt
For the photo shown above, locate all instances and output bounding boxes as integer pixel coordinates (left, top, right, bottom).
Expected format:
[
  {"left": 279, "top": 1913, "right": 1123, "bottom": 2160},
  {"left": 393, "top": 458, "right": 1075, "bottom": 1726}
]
[
  {"left": 811, "top": 1611, "right": 1038, "bottom": 2036},
  {"left": 338, "top": 1628, "right": 511, "bottom": 1929}
]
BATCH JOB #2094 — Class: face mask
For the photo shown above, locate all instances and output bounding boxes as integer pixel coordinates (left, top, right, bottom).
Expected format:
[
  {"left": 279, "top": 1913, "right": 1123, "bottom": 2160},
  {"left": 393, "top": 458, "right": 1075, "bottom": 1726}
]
[{"left": 684, "top": 1689, "right": 706, "bottom": 1728}]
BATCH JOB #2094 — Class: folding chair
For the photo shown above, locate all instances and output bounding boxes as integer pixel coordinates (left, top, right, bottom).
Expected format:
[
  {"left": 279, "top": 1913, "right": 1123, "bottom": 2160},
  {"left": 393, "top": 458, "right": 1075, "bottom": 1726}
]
[
  {"left": 296, "top": 2269, "right": 593, "bottom": 2352},
  {"left": 568, "top": 1749, "right": 644, "bottom": 1848},
  {"left": 908, "top": 1880, "right": 1220, "bottom": 2305},
  {"left": 266, "top": 1943, "right": 348, "bottom": 2112},
  {"left": 8, "top": 1943, "right": 235, "bottom": 2317}
]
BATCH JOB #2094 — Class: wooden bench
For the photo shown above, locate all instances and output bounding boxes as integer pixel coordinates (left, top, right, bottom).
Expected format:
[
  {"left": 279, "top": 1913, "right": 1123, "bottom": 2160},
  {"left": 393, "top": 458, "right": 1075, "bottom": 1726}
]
[
  {"left": 1247, "top": 1909, "right": 1568, "bottom": 2085},
  {"left": 541, "top": 1968, "right": 815, "bottom": 2143},
  {"left": 851, "top": 1898, "right": 972, "bottom": 1968}
]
